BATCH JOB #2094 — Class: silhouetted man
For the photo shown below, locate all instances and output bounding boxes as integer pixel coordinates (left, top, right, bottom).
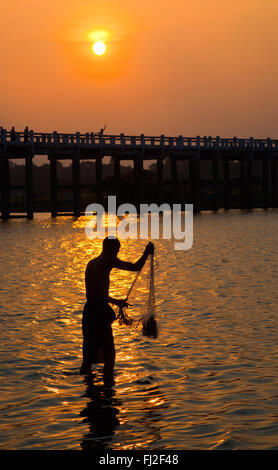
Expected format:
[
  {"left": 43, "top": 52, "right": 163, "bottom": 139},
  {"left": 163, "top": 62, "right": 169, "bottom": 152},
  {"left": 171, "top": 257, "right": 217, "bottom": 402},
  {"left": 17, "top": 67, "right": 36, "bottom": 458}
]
[
  {"left": 10, "top": 126, "right": 16, "bottom": 142},
  {"left": 80, "top": 237, "right": 154, "bottom": 386},
  {"left": 98, "top": 124, "right": 106, "bottom": 136},
  {"left": 24, "top": 126, "right": 29, "bottom": 142}
]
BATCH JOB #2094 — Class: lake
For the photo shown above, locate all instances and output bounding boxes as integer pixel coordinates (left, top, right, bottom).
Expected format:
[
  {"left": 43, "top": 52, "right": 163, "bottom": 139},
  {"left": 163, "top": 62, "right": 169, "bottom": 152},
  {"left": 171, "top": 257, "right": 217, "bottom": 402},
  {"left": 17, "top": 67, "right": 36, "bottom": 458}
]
[{"left": 0, "top": 209, "right": 278, "bottom": 450}]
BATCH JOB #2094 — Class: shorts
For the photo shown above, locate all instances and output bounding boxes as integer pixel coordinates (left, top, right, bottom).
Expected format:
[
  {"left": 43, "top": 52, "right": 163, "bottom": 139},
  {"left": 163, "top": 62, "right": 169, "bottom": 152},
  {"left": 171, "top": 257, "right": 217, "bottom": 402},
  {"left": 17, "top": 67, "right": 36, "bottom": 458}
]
[{"left": 82, "top": 300, "right": 116, "bottom": 364}]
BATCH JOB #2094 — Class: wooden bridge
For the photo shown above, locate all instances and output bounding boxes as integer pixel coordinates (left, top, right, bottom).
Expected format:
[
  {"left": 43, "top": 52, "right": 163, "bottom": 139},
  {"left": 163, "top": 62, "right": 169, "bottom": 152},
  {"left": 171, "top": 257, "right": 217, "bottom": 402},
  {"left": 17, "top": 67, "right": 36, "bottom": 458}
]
[{"left": 0, "top": 129, "right": 277, "bottom": 218}]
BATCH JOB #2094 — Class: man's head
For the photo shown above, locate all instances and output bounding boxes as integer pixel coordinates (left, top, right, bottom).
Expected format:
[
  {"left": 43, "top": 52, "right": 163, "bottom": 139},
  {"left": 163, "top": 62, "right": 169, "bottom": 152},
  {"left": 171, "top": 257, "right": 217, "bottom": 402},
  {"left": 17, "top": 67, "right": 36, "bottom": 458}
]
[{"left": 102, "top": 236, "right": 121, "bottom": 257}]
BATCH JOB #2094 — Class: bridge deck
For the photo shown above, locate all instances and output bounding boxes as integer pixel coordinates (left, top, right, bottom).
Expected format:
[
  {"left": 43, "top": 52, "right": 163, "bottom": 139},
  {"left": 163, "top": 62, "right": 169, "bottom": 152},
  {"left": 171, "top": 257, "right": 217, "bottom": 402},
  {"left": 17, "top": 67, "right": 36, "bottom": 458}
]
[
  {"left": 0, "top": 130, "right": 277, "bottom": 219},
  {"left": 1, "top": 131, "right": 278, "bottom": 155}
]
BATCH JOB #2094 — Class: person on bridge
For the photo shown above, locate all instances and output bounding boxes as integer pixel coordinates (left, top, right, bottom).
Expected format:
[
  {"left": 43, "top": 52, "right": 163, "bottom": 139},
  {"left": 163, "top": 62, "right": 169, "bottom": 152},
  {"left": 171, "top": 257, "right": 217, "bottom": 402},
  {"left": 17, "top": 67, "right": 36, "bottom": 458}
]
[
  {"left": 80, "top": 236, "right": 154, "bottom": 386},
  {"left": 10, "top": 126, "right": 16, "bottom": 142},
  {"left": 98, "top": 124, "right": 106, "bottom": 136},
  {"left": 24, "top": 126, "right": 29, "bottom": 143}
]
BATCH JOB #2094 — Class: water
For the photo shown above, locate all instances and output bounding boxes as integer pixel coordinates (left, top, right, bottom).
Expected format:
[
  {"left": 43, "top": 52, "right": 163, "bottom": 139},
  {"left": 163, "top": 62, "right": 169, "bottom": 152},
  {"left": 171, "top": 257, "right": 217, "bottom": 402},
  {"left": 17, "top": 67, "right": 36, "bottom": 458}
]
[{"left": 0, "top": 210, "right": 278, "bottom": 450}]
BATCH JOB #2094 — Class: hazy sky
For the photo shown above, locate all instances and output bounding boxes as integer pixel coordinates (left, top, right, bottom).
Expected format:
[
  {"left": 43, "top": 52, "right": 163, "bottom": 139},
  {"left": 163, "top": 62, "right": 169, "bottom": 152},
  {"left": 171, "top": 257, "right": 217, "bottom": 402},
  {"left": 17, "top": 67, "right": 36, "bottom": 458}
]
[{"left": 1, "top": 0, "right": 278, "bottom": 138}]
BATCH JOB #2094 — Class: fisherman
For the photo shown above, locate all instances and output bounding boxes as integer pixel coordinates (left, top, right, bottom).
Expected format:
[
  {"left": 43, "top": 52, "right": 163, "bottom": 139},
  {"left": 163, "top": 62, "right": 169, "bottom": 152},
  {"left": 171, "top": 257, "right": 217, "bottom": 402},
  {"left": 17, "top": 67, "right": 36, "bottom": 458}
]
[
  {"left": 98, "top": 124, "right": 106, "bottom": 136},
  {"left": 80, "top": 237, "right": 154, "bottom": 386}
]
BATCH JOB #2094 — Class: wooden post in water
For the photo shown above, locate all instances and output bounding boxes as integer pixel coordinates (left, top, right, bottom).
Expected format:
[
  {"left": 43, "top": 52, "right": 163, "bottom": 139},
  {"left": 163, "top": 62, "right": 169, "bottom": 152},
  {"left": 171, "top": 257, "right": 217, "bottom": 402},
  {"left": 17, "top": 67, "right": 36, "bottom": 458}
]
[
  {"left": 196, "top": 157, "right": 201, "bottom": 213},
  {"left": 72, "top": 156, "right": 81, "bottom": 217},
  {"left": 133, "top": 157, "right": 143, "bottom": 207},
  {"left": 0, "top": 153, "right": 10, "bottom": 219},
  {"left": 223, "top": 158, "right": 230, "bottom": 210},
  {"left": 49, "top": 157, "right": 57, "bottom": 217},
  {"left": 95, "top": 157, "right": 103, "bottom": 203},
  {"left": 170, "top": 157, "right": 178, "bottom": 202},
  {"left": 240, "top": 157, "right": 246, "bottom": 209},
  {"left": 189, "top": 153, "right": 201, "bottom": 213},
  {"left": 25, "top": 154, "right": 34, "bottom": 219},
  {"left": 212, "top": 156, "right": 220, "bottom": 211},
  {"left": 271, "top": 155, "right": 277, "bottom": 207},
  {"left": 246, "top": 152, "right": 253, "bottom": 210},
  {"left": 113, "top": 157, "right": 121, "bottom": 200},
  {"left": 262, "top": 154, "right": 269, "bottom": 208},
  {"left": 157, "top": 156, "right": 164, "bottom": 204}
]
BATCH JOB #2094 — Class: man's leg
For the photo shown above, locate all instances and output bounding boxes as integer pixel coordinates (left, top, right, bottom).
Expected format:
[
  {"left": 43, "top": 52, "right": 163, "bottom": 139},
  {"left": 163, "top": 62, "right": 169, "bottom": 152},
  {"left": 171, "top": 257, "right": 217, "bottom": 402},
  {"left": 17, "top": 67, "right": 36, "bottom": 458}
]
[
  {"left": 102, "top": 326, "right": 116, "bottom": 386},
  {"left": 80, "top": 335, "right": 93, "bottom": 374},
  {"left": 80, "top": 304, "right": 92, "bottom": 374}
]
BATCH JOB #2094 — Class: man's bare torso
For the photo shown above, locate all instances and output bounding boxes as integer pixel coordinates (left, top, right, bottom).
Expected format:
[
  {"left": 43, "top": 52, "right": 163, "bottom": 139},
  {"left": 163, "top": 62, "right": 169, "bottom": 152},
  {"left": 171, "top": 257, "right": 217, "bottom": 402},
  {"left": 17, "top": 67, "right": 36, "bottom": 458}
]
[
  {"left": 85, "top": 244, "right": 152, "bottom": 303},
  {"left": 85, "top": 254, "right": 113, "bottom": 301}
]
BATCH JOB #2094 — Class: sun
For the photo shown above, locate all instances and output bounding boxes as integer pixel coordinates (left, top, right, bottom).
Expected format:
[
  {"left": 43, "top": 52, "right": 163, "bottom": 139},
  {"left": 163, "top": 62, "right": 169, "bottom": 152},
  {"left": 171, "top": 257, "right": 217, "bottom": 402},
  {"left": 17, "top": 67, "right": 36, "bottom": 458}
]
[{"left": 92, "top": 41, "right": 106, "bottom": 56}]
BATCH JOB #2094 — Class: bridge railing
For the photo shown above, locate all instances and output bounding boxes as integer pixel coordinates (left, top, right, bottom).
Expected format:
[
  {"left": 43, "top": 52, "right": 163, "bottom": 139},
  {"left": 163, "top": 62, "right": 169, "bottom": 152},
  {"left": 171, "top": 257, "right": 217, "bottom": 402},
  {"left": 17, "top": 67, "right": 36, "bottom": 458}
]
[{"left": 1, "top": 130, "right": 278, "bottom": 150}]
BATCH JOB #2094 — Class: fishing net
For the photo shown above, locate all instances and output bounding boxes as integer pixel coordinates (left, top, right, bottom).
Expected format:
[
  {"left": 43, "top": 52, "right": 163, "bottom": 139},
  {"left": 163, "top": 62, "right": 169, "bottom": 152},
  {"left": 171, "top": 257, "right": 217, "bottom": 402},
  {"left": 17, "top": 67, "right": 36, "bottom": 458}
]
[
  {"left": 142, "top": 253, "right": 158, "bottom": 338},
  {"left": 116, "top": 253, "right": 158, "bottom": 339}
]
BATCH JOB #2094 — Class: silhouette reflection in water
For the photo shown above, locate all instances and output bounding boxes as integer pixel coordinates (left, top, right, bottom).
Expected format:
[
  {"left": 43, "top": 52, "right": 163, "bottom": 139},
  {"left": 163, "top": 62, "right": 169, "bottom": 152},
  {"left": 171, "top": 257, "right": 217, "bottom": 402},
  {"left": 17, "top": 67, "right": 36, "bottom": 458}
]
[
  {"left": 79, "top": 371, "right": 168, "bottom": 450},
  {"left": 80, "top": 373, "right": 121, "bottom": 450}
]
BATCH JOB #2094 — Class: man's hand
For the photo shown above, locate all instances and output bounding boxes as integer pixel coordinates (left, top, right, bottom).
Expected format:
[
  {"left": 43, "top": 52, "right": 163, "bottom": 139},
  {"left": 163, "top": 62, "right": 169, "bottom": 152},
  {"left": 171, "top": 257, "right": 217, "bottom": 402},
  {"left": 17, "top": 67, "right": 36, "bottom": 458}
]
[
  {"left": 116, "top": 299, "right": 131, "bottom": 308},
  {"left": 108, "top": 297, "right": 131, "bottom": 308}
]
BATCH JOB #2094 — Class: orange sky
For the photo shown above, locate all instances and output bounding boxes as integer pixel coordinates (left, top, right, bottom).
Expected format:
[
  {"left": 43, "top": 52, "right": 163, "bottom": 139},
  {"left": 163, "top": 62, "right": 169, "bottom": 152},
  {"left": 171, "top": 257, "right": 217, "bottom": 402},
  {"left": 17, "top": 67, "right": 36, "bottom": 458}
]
[{"left": 1, "top": 0, "right": 278, "bottom": 137}]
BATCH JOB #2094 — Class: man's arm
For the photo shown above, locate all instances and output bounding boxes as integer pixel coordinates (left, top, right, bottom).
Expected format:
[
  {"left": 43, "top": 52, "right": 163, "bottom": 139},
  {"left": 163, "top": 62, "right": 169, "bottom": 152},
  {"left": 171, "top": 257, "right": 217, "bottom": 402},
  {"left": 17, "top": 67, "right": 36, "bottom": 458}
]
[{"left": 113, "top": 242, "right": 154, "bottom": 272}]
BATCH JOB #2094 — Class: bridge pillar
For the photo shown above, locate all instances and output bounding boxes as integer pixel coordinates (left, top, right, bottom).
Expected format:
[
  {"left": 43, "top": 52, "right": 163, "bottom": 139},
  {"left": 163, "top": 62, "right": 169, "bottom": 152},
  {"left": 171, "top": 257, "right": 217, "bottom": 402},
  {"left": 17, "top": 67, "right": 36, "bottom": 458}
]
[
  {"left": 72, "top": 156, "right": 81, "bottom": 217},
  {"left": 25, "top": 154, "right": 34, "bottom": 219},
  {"left": 0, "top": 154, "right": 10, "bottom": 219},
  {"left": 189, "top": 154, "right": 201, "bottom": 213},
  {"left": 49, "top": 157, "right": 57, "bottom": 217},
  {"left": 133, "top": 157, "right": 143, "bottom": 207},
  {"left": 271, "top": 154, "right": 277, "bottom": 207},
  {"left": 95, "top": 157, "right": 103, "bottom": 203},
  {"left": 157, "top": 157, "right": 164, "bottom": 203},
  {"left": 223, "top": 158, "right": 230, "bottom": 210},
  {"left": 246, "top": 152, "right": 253, "bottom": 210},
  {"left": 212, "top": 157, "right": 220, "bottom": 211},
  {"left": 263, "top": 154, "right": 269, "bottom": 208},
  {"left": 240, "top": 157, "right": 246, "bottom": 209},
  {"left": 170, "top": 157, "right": 178, "bottom": 202},
  {"left": 113, "top": 157, "right": 121, "bottom": 198}
]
